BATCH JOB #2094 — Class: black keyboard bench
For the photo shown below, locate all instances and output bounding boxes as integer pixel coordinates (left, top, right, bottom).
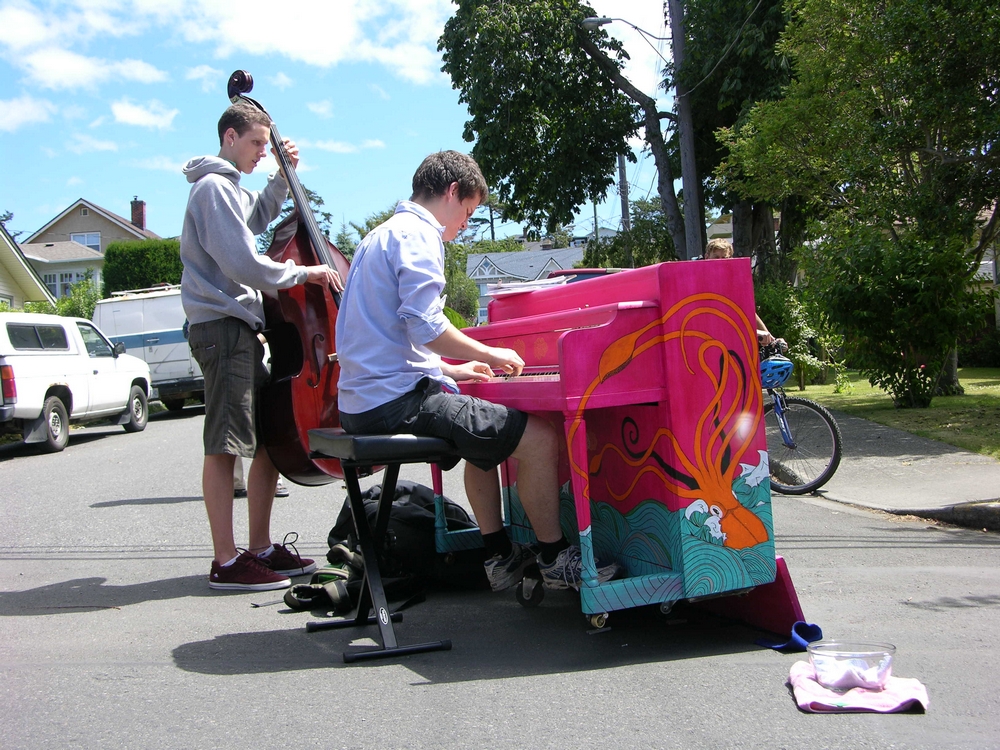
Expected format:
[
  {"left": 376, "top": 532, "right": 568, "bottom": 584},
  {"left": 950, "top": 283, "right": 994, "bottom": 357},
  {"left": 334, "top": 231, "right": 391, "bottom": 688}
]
[{"left": 307, "top": 428, "right": 455, "bottom": 663}]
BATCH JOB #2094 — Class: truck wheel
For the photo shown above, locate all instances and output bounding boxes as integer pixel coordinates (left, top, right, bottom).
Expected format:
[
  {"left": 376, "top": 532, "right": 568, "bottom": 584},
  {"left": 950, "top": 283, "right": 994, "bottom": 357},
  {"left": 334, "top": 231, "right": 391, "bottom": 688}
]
[
  {"left": 41, "top": 396, "right": 69, "bottom": 452},
  {"left": 123, "top": 386, "right": 148, "bottom": 433},
  {"left": 162, "top": 398, "right": 186, "bottom": 412}
]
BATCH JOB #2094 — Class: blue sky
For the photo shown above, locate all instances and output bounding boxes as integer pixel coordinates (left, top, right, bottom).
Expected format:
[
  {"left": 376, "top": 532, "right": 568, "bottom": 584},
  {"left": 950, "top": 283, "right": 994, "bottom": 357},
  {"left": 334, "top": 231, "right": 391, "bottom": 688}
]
[{"left": 0, "top": 0, "right": 671, "bottom": 245}]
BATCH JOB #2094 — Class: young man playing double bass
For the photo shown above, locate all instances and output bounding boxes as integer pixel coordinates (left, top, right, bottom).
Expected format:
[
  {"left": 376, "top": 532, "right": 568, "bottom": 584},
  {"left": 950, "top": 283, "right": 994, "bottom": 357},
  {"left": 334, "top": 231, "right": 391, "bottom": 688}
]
[
  {"left": 335, "top": 150, "right": 618, "bottom": 592},
  {"left": 180, "top": 101, "right": 343, "bottom": 591}
]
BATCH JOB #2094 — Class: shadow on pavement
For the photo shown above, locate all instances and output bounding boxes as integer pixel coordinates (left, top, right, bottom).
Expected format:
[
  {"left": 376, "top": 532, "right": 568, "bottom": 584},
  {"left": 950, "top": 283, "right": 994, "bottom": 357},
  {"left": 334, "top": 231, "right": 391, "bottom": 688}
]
[
  {"left": 149, "top": 406, "right": 205, "bottom": 421},
  {"left": 90, "top": 495, "right": 204, "bottom": 508},
  {"left": 171, "top": 593, "right": 763, "bottom": 682},
  {"left": 831, "top": 411, "right": 973, "bottom": 460},
  {"left": 0, "top": 574, "right": 214, "bottom": 615}
]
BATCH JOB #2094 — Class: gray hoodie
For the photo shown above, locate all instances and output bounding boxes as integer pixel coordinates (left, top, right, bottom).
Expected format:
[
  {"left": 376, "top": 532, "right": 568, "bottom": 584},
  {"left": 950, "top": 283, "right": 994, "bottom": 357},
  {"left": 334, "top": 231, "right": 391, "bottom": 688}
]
[{"left": 180, "top": 155, "right": 308, "bottom": 330}]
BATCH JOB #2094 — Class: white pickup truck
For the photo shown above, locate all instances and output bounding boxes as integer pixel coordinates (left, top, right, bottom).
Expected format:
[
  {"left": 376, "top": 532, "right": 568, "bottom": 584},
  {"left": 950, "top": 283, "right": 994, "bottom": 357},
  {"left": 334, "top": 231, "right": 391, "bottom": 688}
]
[{"left": 0, "top": 312, "right": 152, "bottom": 452}]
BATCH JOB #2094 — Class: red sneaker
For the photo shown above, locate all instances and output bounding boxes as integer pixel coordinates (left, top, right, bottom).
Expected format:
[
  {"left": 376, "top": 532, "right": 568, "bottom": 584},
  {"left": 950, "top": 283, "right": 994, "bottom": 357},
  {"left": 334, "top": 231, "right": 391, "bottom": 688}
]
[
  {"left": 209, "top": 551, "right": 291, "bottom": 591},
  {"left": 259, "top": 532, "right": 317, "bottom": 577}
]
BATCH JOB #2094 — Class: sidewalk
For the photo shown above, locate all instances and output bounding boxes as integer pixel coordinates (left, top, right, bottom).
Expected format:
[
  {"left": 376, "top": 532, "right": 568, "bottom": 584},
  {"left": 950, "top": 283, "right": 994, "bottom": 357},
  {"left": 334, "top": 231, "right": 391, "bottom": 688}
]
[{"left": 809, "top": 410, "right": 1000, "bottom": 530}]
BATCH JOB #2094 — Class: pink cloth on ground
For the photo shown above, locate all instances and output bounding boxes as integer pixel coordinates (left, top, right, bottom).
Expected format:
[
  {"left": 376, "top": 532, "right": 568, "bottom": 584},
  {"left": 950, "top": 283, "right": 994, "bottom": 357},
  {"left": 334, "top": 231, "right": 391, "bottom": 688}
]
[{"left": 788, "top": 660, "right": 929, "bottom": 713}]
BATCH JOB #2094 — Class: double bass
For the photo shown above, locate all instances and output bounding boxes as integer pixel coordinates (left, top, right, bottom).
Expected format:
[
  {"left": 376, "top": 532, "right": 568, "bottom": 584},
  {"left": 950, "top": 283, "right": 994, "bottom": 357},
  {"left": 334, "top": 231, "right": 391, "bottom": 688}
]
[{"left": 227, "top": 70, "right": 350, "bottom": 484}]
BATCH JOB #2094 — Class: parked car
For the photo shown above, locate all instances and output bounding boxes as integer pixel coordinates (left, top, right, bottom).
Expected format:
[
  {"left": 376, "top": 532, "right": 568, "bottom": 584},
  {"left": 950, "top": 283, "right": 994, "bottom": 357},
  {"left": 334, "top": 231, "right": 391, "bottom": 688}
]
[
  {"left": 92, "top": 285, "right": 203, "bottom": 411},
  {"left": 0, "top": 312, "right": 152, "bottom": 451}
]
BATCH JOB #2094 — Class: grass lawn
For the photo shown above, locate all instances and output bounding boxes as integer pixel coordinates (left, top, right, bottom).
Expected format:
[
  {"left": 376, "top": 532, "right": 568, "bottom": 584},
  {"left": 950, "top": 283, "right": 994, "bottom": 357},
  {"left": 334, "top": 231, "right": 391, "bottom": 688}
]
[{"left": 792, "top": 367, "right": 1000, "bottom": 460}]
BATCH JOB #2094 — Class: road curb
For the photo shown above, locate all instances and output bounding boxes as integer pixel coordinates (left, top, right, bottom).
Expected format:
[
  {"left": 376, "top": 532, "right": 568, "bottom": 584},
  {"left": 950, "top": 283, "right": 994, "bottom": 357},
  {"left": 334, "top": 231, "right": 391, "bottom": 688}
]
[{"left": 887, "top": 501, "right": 1000, "bottom": 532}]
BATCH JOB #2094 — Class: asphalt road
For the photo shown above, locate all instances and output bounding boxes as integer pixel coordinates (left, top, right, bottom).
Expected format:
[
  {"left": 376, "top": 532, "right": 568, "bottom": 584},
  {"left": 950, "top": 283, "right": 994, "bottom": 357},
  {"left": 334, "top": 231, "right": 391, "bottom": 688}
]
[{"left": 2, "top": 409, "right": 999, "bottom": 749}]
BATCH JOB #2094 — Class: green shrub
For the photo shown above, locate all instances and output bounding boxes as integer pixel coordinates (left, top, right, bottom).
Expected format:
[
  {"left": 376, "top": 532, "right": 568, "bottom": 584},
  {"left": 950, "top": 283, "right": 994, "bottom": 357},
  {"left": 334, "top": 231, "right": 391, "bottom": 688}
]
[{"left": 102, "top": 239, "right": 182, "bottom": 296}]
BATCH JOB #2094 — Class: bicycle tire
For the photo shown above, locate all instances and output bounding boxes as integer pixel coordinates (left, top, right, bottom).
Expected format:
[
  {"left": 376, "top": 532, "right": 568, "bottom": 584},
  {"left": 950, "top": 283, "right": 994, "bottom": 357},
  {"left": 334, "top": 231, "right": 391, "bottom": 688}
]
[{"left": 764, "top": 396, "right": 843, "bottom": 495}]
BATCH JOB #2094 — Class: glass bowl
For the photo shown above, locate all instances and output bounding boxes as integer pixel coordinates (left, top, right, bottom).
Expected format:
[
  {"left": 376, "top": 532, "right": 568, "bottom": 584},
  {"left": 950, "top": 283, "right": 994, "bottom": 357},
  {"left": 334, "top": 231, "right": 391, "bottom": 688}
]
[{"left": 807, "top": 641, "right": 896, "bottom": 692}]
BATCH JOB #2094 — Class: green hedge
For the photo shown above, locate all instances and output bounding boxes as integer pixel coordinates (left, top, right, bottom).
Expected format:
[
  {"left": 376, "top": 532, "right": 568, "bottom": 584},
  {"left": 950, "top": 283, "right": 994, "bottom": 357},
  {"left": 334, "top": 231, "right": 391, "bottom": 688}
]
[{"left": 102, "top": 238, "right": 182, "bottom": 296}]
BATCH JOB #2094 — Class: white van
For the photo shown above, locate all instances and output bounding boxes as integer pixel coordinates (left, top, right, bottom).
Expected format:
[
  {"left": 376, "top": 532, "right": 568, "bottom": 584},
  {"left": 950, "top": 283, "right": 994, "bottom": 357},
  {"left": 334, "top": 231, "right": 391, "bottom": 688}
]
[{"left": 92, "top": 286, "right": 203, "bottom": 411}]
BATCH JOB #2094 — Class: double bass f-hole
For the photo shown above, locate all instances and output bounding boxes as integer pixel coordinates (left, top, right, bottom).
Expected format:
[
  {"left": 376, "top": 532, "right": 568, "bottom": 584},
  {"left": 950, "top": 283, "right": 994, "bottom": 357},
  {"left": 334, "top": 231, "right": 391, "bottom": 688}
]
[{"left": 308, "top": 332, "right": 326, "bottom": 388}]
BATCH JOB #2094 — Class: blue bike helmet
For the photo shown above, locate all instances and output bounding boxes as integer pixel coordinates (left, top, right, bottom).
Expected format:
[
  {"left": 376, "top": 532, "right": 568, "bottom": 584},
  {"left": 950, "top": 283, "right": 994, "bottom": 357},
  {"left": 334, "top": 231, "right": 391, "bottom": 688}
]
[{"left": 760, "top": 355, "right": 794, "bottom": 388}]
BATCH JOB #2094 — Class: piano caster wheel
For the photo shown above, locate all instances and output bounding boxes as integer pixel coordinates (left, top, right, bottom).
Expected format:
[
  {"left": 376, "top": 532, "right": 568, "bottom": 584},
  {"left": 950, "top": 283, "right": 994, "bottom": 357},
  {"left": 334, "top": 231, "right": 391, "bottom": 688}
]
[
  {"left": 515, "top": 574, "right": 544, "bottom": 608},
  {"left": 589, "top": 613, "right": 608, "bottom": 629},
  {"left": 659, "top": 602, "right": 674, "bottom": 616}
]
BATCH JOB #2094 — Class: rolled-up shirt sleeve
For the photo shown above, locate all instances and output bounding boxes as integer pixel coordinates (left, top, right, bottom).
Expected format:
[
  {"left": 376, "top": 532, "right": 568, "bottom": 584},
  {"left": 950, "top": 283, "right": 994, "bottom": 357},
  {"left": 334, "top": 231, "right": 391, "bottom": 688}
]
[{"left": 394, "top": 227, "right": 451, "bottom": 346}]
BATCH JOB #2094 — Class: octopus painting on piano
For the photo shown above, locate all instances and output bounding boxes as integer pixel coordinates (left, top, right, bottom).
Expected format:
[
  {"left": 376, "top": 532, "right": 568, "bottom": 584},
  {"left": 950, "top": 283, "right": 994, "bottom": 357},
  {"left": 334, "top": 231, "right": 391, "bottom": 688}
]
[{"left": 459, "top": 259, "right": 777, "bottom": 617}]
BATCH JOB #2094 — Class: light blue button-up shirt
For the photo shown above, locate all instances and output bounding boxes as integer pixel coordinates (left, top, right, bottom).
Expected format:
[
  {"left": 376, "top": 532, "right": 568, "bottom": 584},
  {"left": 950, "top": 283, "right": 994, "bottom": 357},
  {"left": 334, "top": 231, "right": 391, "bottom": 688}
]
[{"left": 335, "top": 201, "right": 457, "bottom": 414}]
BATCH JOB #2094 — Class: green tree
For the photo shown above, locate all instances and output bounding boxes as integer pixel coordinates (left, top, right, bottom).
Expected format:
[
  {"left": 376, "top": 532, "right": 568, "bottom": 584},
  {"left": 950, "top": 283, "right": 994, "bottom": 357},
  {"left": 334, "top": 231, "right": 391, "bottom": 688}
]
[
  {"left": 681, "top": 0, "right": 797, "bottom": 280},
  {"left": 583, "top": 198, "right": 675, "bottom": 268},
  {"left": 57, "top": 269, "right": 102, "bottom": 320},
  {"left": 443, "top": 241, "right": 480, "bottom": 325},
  {"left": 472, "top": 237, "right": 523, "bottom": 254},
  {"left": 256, "top": 185, "right": 334, "bottom": 253},
  {"left": 102, "top": 239, "right": 182, "bottom": 296},
  {"left": 0, "top": 210, "right": 23, "bottom": 240},
  {"left": 721, "top": 0, "right": 1000, "bottom": 407},
  {"left": 333, "top": 221, "right": 357, "bottom": 260},
  {"left": 350, "top": 203, "right": 399, "bottom": 243},
  {"left": 440, "top": 1, "right": 644, "bottom": 233}
]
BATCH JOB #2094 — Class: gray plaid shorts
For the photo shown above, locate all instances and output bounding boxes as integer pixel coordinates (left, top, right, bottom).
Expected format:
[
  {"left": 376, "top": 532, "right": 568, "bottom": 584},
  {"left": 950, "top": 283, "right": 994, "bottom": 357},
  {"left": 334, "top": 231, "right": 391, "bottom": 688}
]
[
  {"left": 188, "top": 317, "right": 268, "bottom": 457},
  {"left": 340, "top": 377, "right": 528, "bottom": 471}
]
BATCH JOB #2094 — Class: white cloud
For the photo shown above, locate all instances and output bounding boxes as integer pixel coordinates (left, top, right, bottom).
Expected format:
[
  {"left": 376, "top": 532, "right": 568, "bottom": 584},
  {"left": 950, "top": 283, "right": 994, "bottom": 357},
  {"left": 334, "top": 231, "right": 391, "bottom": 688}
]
[
  {"left": 111, "top": 99, "right": 179, "bottom": 129},
  {"left": 67, "top": 133, "right": 118, "bottom": 154},
  {"left": 298, "top": 137, "right": 385, "bottom": 154},
  {"left": 134, "top": 156, "right": 186, "bottom": 172},
  {"left": 20, "top": 48, "right": 168, "bottom": 90},
  {"left": 369, "top": 83, "right": 390, "bottom": 100},
  {"left": 269, "top": 72, "right": 294, "bottom": 90},
  {"left": 0, "top": 94, "right": 57, "bottom": 132},
  {"left": 307, "top": 100, "right": 334, "bottom": 118},
  {"left": 171, "top": 1, "right": 454, "bottom": 85},
  {"left": 66, "top": 176, "right": 83, "bottom": 186},
  {"left": 186, "top": 64, "right": 223, "bottom": 92}
]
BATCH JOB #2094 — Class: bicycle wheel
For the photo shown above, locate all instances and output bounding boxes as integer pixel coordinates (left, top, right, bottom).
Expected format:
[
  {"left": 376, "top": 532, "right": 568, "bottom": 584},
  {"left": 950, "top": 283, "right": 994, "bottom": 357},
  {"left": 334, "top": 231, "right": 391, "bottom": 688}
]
[{"left": 764, "top": 396, "right": 843, "bottom": 495}]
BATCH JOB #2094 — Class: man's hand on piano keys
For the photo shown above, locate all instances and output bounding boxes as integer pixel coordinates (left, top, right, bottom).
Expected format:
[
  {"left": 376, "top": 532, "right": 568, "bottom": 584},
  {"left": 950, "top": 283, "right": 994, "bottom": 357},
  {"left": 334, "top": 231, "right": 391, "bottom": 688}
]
[
  {"left": 485, "top": 346, "right": 524, "bottom": 378},
  {"left": 443, "top": 360, "right": 494, "bottom": 383}
]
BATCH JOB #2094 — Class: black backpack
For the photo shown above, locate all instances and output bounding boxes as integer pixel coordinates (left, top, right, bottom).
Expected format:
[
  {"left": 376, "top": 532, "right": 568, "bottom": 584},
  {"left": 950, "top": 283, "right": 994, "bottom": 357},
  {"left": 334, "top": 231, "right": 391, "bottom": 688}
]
[{"left": 327, "top": 480, "right": 489, "bottom": 590}]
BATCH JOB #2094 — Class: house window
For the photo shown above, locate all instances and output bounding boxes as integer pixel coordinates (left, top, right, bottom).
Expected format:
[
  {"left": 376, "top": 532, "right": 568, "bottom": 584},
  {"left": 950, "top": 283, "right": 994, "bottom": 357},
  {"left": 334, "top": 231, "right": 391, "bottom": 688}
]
[
  {"left": 80, "top": 207, "right": 89, "bottom": 216},
  {"left": 0, "top": 294, "right": 12, "bottom": 308},
  {"left": 70, "top": 232, "right": 100, "bottom": 252},
  {"left": 43, "top": 274, "right": 57, "bottom": 297},
  {"left": 59, "top": 272, "right": 75, "bottom": 297}
]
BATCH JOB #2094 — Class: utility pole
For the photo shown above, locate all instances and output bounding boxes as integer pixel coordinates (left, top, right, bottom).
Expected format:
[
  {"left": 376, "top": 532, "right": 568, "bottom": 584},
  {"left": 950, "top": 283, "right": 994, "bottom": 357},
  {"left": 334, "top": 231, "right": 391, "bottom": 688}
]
[{"left": 618, "top": 154, "right": 631, "bottom": 231}]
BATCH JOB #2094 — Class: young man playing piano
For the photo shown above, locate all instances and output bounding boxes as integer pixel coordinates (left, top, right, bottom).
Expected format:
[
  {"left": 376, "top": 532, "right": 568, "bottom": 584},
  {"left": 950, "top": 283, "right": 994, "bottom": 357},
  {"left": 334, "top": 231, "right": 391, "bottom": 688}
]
[{"left": 335, "top": 150, "right": 617, "bottom": 591}]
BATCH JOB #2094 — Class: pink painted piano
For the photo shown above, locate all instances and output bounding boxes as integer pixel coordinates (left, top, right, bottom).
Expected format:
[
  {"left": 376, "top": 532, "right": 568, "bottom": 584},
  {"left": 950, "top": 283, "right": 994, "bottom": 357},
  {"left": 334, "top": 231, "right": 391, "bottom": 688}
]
[{"left": 454, "top": 259, "right": 804, "bottom": 632}]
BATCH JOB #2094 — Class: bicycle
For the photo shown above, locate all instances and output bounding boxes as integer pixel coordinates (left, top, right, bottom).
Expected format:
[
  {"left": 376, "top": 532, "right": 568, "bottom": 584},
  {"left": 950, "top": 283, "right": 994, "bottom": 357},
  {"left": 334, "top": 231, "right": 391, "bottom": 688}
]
[{"left": 759, "top": 342, "right": 843, "bottom": 495}]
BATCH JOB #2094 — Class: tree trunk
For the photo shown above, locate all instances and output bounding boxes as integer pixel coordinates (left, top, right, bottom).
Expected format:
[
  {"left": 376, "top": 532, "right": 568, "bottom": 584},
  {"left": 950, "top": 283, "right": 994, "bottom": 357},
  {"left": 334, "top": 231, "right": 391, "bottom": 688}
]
[
  {"left": 752, "top": 204, "right": 778, "bottom": 282},
  {"left": 732, "top": 200, "right": 753, "bottom": 258},
  {"left": 936, "top": 345, "right": 964, "bottom": 396},
  {"left": 576, "top": 32, "right": 687, "bottom": 259},
  {"left": 668, "top": 0, "right": 703, "bottom": 261}
]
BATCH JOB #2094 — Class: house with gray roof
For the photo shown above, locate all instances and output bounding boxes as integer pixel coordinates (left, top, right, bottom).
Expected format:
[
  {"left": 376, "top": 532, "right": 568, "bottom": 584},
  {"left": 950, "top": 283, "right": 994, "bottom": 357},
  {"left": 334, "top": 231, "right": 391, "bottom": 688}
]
[
  {"left": 466, "top": 246, "right": 584, "bottom": 323},
  {"left": 20, "top": 196, "right": 160, "bottom": 299},
  {"left": 20, "top": 241, "right": 105, "bottom": 299}
]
